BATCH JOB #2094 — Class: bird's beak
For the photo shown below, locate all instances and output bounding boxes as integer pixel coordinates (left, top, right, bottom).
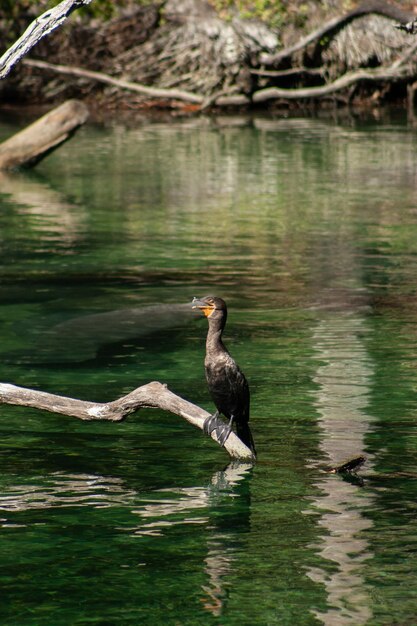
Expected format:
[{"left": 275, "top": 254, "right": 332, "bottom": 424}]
[
  {"left": 191, "top": 297, "right": 206, "bottom": 309},
  {"left": 191, "top": 297, "right": 214, "bottom": 317}
]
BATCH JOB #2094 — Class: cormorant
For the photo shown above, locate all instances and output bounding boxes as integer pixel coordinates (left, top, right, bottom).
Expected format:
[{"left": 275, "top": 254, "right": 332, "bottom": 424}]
[{"left": 192, "top": 296, "right": 256, "bottom": 455}]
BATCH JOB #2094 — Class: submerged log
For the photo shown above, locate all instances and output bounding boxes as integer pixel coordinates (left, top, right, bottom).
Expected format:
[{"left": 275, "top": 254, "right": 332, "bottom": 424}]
[
  {"left": 0, "top": 99, "right": 89, "bottom": 170},
  {"left": 0, "top": 381, "right": 256, "bottom": 462}
]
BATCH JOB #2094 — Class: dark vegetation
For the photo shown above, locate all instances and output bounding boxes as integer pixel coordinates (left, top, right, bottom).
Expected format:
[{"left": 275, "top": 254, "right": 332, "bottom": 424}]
[{"left": 1, "top": 0, "right": 417, "bottom": 112}]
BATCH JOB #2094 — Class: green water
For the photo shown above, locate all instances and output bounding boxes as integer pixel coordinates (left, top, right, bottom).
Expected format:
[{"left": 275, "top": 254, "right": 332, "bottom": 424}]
[{"left": 1, "top": 110, "right": 417, "bottom": 625}]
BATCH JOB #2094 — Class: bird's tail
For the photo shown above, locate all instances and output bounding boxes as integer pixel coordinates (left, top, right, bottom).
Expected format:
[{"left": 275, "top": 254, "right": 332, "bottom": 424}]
[{"left": 236, "top": 421, "right": 256, "bottom": 457}]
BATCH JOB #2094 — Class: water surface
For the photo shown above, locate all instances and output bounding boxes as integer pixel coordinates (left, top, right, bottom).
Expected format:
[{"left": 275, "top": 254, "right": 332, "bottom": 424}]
[{"left": 1, "top": 110, "right": 417, "bottom": 624}]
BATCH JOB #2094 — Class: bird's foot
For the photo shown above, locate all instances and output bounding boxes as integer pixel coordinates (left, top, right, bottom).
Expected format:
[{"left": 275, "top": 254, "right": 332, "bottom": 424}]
[
  {"left": 203, "top": 411, "right": 220, "bottom": 436},
  {"left": 203, "top": 412, "right": 233, "bottom": 447},
  {"left": 216, "top": 422, "right": 232, "bottom": 447}
]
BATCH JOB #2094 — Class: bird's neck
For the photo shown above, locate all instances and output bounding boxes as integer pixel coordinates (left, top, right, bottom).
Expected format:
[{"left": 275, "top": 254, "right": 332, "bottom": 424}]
[{"left": 206, "top": 316, "right": 226, "bottom": 355}]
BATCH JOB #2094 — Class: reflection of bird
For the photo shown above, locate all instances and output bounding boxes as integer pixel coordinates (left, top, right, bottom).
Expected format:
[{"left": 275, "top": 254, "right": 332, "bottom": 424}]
[
  {"left": 192, "top": 296, "right": 256, "bottom": 455},
  {"left": 395, "top": 19, "right": 417, "bottom": 34}
]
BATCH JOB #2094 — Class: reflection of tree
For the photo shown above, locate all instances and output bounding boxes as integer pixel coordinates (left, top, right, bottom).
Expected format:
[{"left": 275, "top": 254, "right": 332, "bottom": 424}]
[
  {"left": 0, "top": 472, "right": 136, "bottom": 514},
  {"left": 307, "top": 313, "right": 375, "bottom": 625},
  {"left": 201, "top": 538, "right": 234, "bottom": 617},
  {"left": 201, "top": 463, "right": 252, "bottom": 617},
  {"left": 0, "top": 171, "right": 84, "bottom": 247}
]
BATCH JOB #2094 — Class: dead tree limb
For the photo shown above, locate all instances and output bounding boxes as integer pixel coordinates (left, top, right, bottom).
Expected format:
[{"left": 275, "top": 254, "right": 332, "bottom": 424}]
[
  {"left": 0, "top": 100, "right": 89, "bottom": 170},
  {"left": 0, "top": 381, "right": 256, "bottom": 462},
  {"left": 23, "top": 58, "right": 249, "bottom": 107},
  {"left": 252, "top": 64, "right": 411, "bottom": 103},
  {"left": 261, "top": 0, "right": 414, "bottom": 66},
  {"left": 0, "top": 0, "right": 93, "bottom": 80},
  {"left": 250, "top": 67, "right": 324, "bottom": 78},
  {"left": 23, "top": 58, "right": 204, "bottom": 104}
]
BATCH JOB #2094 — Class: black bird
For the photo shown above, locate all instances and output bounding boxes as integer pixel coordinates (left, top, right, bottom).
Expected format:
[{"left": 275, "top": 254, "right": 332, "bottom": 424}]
[{"left": 192, "top": 296, "right": 256, "bottom": 455}]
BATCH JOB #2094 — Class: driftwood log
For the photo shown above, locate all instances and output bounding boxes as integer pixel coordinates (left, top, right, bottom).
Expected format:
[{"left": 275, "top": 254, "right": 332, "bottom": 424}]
[
  {"left": 0, "top": 99, "right": 89, "bottom": 170},
  {"left": 0, "top": 0, "right": 93, "bottom": 79},
  {"left": 0, "top": 381, "right": 256, "bottom": 462}
]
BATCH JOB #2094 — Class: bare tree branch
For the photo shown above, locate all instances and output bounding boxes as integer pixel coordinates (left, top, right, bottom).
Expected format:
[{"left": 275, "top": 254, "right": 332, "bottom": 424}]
[
  {"left": 250, "top": 67, "right": 324, "bottom": 78},
  {"left": 23, "top": 58, "right": 249, "bottom": 107},
  {"left": 0, "top": 381, "right": 256, "bottom": 462},
  {"left": 0, "top": 0, "right": 94, "bottom": 79},
  {"left": 252, "top": 64, "right": 411, "bottom": 102},
  {"left": 23, "top": 58, "right": 204, "bottom": 104}
]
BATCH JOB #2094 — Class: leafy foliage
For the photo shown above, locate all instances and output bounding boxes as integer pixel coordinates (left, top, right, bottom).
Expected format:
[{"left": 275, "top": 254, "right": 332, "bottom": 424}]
[
  {"left": 208, "top": 0, "right": 285, "bottom": 27},
  {"left": 0, "top": 0, "right": 151, "bottom": 47},
  {"left": 0, "top": 0, "right": 152, "bottom": 23},
  {"left": 1, "top": 0, "right": 285, "bottom": 27}
]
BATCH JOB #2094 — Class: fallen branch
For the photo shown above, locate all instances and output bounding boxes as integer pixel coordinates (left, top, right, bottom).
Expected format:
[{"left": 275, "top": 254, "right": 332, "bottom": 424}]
[
  {"left": 23, "top": 58, "right": 204, "bottom": 104},
  {"left": 250, "top": 67, "right": 324, "bottom": 78},
  {"left": 0, "top": 0, "right": 93, "bottom": 79},
  {"left": 24, "top": 58, "right": 250, "bottom": 108},
  {"left": 252, "top": 64, "right": 411, "bottom": 103},
  {"left": 261, "top": 0, "right": 414, "bottom": 66},
  {"left": 214, "top": 94, "right": 251, "bottom": 107},
  {"left": 0, "top": 381, "right": 256, "bottom": 462},
  {"left": 0, "top": 99, "right": 89, "bottom": 170}
]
